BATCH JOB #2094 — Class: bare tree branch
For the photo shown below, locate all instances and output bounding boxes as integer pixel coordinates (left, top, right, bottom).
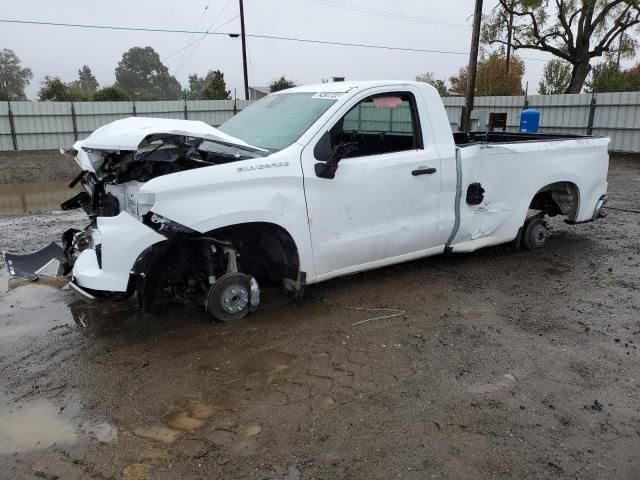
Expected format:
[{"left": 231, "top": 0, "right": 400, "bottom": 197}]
[
  {"left": 590, "top": 0, "right": 628, "bottom": 31},
  {"left": 556, "top": 0, "right": 575, "bottom": 52},
  {"left": 593, "top": 4, "right": 639, "bottom": 55}
]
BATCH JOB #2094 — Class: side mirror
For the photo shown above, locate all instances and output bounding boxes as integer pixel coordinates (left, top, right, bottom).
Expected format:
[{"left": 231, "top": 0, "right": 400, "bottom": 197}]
[
  {"left": 314, "top": 131, "right": 332, "bottom": 162},
  {"left": 313, "top": 131, "right": 358, "bottom": 179},
  {"left": 314, "top": 131, "right": 338, "bottom": 179}
]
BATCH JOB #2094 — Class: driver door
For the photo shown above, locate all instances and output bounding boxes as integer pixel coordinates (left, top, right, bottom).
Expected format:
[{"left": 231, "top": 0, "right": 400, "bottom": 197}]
[{"left": 301, "top": 87, "right": 444, "bottom": 280}]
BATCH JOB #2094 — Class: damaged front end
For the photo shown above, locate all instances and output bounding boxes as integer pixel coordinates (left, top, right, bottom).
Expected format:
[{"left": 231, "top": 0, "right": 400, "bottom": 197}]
[
  {"left": 131, "top": 228, "right": 260, "bottom": 321},
  {"left": 4, "top": 117, "right": 268, "bottom": 321}
]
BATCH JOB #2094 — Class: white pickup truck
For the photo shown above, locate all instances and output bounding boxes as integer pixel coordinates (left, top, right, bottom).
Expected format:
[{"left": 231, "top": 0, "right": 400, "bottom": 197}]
[{"left": 6, "top": 81, "right": 609, "bottom": 321}]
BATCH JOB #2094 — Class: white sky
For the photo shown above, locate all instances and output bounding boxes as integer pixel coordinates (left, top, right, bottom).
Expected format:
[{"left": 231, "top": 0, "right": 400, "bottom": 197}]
[{"left": 0, "top": 0, "right": 634, "bottom": 99}]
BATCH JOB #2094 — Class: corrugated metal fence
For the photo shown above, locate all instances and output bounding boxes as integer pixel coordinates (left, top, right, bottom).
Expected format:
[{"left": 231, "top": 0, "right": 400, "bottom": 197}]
[
  {"left": 1, "top": 92, "right": 639, "bottom": 152},
  {"left": 0, "top": 99, "right": 251, "bottom": 151},
  {"left": 443, "top": 91, "right": 640, "bottom": 153}
]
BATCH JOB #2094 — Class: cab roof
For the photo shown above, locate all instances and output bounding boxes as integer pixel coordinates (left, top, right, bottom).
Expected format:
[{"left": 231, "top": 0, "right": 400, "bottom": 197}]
[{"left": 275, "top": 80, "right": 425, "bottom": 95}]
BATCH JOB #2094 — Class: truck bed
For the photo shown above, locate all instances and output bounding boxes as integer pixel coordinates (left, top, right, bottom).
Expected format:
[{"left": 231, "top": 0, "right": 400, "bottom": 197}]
[{"left": 454, "top": 131, "right": 599, "bottom": 147}]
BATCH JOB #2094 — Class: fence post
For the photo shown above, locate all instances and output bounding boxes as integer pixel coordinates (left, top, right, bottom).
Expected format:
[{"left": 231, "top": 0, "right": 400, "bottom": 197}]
[
  {"left": 183, "top": 98, "right": 188, "bottom": 120},
  {"left": 7, "top": 100, "right": 18, "bottom": 150},
  {"left": 458, "top": 106, "right": 466, "bottom": 132},
  {"left": 132, "top": 101, "right": 137, "bottom": 117},
  {"left": 587, "top": 92, "right": 597, "bottom": 136},
  {"left": 70, "top": 102, "right": 78, "bottom": 141}
]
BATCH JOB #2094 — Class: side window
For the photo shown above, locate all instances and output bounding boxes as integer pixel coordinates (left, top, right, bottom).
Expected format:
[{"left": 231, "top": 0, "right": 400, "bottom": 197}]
[{"left": 330, "top": 92, "right": 422, "bottom": 159}]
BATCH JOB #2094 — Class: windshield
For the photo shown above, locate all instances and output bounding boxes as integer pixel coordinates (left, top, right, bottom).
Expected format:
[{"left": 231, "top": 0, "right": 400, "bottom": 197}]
[{"left": 219, "top": 93, "right": 336, "bottom": 151}]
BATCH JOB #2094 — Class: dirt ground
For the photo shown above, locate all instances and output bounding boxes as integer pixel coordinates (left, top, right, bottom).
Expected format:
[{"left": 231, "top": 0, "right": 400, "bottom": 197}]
[{"left": 0, "top": 156, "right": 639, "bottom": 480}]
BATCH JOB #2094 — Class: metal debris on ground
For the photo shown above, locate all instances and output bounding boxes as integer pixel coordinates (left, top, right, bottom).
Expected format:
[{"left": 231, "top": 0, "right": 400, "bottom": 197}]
[{"left": 348, "top": 306, "right": 406, "bottom": 326}]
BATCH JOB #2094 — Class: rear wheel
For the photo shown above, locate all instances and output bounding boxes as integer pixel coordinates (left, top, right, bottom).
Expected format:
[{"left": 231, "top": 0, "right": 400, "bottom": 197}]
[
  {"left": 523, "top": 217, "right": 548, "bottom": 250},
  {"left": 207, "top": 273, "right": 252, "bottom": 322}
]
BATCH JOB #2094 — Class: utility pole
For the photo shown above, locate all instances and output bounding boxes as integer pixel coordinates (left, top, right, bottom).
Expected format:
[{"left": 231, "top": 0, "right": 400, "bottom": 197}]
[
  {"left": 461, "top": 0, "right": 483, "bottom": 132},
  {"left": 239, "top": 0, "right": 250, "bottom": 100}
]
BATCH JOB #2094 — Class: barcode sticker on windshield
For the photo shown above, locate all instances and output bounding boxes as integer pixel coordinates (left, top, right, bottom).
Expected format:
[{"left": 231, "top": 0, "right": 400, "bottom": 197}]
[{"left": 312, "top": 92, "right": 346, "bottom": 100}]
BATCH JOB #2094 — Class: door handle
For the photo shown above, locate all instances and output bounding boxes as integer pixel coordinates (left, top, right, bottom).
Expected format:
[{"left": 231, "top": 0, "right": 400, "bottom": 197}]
[{"left": 412, "top": 167, "right": 437, "bottom": 176}]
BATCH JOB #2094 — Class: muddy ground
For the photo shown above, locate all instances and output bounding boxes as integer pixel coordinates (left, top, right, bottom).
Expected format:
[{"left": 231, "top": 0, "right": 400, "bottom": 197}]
[{"left": 0, "top": 156, "right": 639, "bottom": 480}]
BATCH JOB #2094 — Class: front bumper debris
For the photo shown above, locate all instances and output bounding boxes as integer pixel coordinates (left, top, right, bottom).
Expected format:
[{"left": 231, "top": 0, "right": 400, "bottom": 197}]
[
  {"left": 3, "top": 242, "right": 69, "bottom": 281},
  {"left": 69, "top": 280, "right": 97, "bottom": 301}
]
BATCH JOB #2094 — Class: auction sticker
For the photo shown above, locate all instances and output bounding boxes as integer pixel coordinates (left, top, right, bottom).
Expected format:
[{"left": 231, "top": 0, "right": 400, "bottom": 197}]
[{"left": 312, "top": 92, "right": 346, "bottom": 100}]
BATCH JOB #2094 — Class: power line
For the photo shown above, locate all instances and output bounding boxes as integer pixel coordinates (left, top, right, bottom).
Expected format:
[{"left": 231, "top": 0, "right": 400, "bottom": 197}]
[
  {"left": 173, "top": 0, "right": 214, "bottom": 75},
  {"left": 0, "top": 18, "right": 231, "bottom": 35},
  {"left": 307, "top": 0, "right": 471, "bottom": 30},
  {"left": 247, "top": 32, "right": 468, "bottom": 55},
  {"left": 0, "top": 18, "right": 548, "bottom": 61},
  {"left": 162, "top": 15, "right": 239, "bottom": 62},
  {"left": 174, "top": 0, "right": 234, "bottom": 77}
]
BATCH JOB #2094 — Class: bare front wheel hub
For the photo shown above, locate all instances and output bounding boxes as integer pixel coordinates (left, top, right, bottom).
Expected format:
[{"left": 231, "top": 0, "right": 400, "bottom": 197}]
[
  {"left": 221, "top": 285, "right": 249, "bottom": 314},
  {"left": 207, "top": 273, "right": 253, "bottom": 322}
]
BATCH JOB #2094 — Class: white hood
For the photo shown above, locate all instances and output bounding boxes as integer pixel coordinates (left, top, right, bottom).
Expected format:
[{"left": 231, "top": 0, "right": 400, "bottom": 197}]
[{"left": 73, "top": 117, "right": 263, "bottom": 172}]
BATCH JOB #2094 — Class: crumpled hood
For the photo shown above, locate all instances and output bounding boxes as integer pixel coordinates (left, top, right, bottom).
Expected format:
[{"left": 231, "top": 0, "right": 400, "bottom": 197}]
[
  {"left": 76, "top": 116, "right": 258, "bottom": 151},
  {"left": 73, "top": 116, "right": 263, "bottom": 173}
]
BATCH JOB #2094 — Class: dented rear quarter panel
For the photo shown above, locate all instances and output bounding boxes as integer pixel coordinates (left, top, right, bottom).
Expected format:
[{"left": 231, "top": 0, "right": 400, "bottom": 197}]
[{"left": 451, "top": 136, "right": 609, "bottom": 252}]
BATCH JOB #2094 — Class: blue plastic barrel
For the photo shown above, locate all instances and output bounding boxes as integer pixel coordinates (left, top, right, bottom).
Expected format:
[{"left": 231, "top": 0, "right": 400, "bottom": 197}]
[{"left": 520, "top": 108, "right": 540, "bottom": 133}]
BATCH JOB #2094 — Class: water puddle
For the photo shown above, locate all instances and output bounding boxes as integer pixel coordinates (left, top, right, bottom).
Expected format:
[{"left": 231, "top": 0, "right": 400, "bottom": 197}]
[
  {"left": 0, "top": 399, "right": 78, "bottom": 454},
  {"left": 0, "top": 181, "right": 82, "bottom": 215},
  {"left": 0, "top": 280, "right": 74, "bottom": 347}
]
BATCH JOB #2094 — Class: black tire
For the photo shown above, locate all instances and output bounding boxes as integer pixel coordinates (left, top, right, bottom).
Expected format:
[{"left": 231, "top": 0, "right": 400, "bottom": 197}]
[
  {"left": 523, "top": 217, "right": 548, "bottom": 250},
  {"left": 207, "top": 273, "right": 252, "bottom": 322}
]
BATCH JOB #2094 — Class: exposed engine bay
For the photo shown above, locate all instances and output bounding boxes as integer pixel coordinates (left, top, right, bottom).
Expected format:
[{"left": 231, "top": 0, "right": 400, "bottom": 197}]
[{"left": 66, "top": 134, "right": 265, "bottom": 220}]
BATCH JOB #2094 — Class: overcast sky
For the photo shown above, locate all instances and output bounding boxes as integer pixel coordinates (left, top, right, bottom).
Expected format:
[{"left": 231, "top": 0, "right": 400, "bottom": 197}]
[{"left": 0, "top": 0, "right": 629, "bottom": 99}]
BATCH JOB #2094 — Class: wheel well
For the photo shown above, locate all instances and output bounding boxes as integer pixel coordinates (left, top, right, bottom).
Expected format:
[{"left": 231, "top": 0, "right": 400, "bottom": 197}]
[
  {"left": 529, "top": 182, "right": 580, "bottom": 221},
  {"left": 207, "top": 222, "right": 300, "bottom": 287}
]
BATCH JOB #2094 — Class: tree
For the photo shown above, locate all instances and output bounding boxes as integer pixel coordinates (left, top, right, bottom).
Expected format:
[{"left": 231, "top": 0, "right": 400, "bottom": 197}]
[
  {"left": 624, "top": 63, "right": 640, "bottom": 90},
  {"left": 415, "top": 72, "right": 448, "bottom": 96},
  {"left": 269, "top": 76, "right": 296, "bottom": 92},
  {"left": 449, "top": 52, "right": 525, "bottom": 96},
  {"left": 68, "top": 66, "right": 99, "bottom": 101},
  {"left": 39, "top": 76, "right": 75, "bottom": 101},
  {"left": 0, "top": 49, "right": 33, "bottom": 100},
  {"left": 78, "top": 65, "right": 99, "bottom": 92},
  {"left": 539, "top": 59, "right": 572, "bottom": 95},
  {"left": 585, "top": 61, "right": 627, "bottom": 92},
  {"left": 187, "top": 74, "right": 207, "bottom": 99},
  {"left": 483, "top": 1, "right": 640, "bottom": 93},
  {"left": 92, "top": 85, "right": 129, "bottom": 101},
  {"left": 203, "top": 70, "right": 231, "bottom": 100},
  {"left": 187, "top": 70, "right": 231, "bottom": 100},
  {"left": 115, "top": 46, "right": 182, "bottom": 100}
]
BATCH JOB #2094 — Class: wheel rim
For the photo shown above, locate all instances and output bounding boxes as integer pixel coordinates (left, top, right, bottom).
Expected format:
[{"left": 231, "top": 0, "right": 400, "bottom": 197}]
[{"left": 220, "top": 285, "right": 249, "bottom": 314}]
